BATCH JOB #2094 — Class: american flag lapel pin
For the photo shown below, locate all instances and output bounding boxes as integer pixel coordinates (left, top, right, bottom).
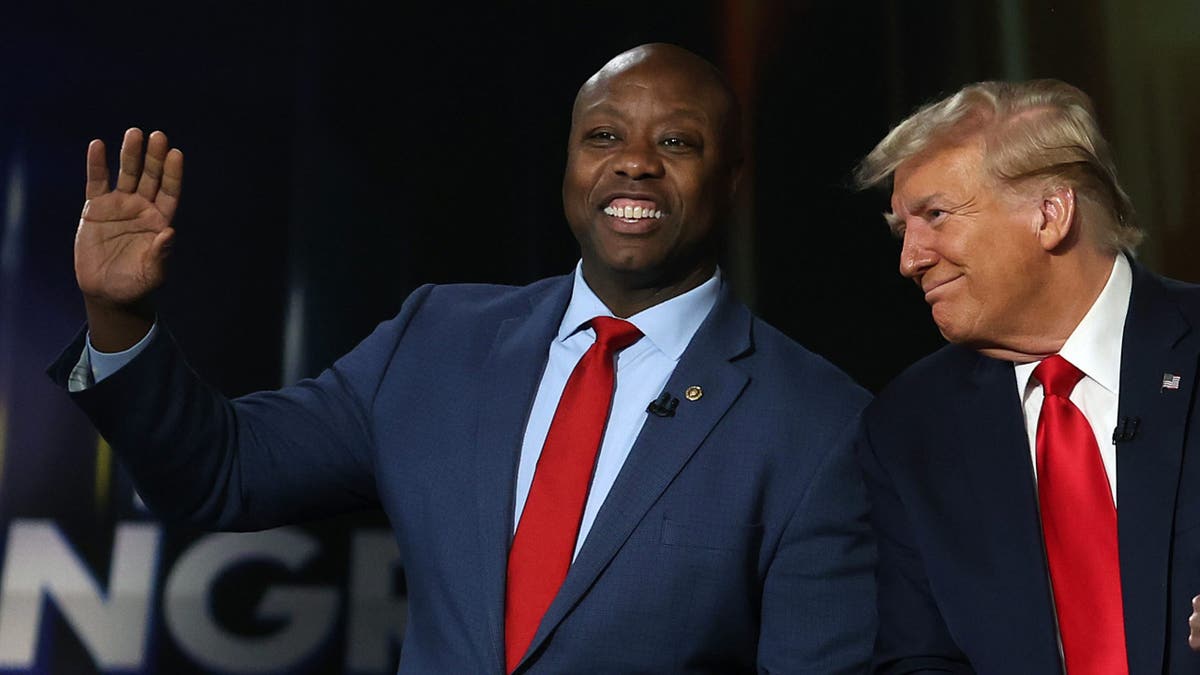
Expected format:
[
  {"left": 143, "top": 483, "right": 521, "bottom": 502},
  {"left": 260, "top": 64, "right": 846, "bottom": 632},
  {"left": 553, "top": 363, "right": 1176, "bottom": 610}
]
[{"left": 1162, "top": 372, "right": 1182, "bottom": 391}]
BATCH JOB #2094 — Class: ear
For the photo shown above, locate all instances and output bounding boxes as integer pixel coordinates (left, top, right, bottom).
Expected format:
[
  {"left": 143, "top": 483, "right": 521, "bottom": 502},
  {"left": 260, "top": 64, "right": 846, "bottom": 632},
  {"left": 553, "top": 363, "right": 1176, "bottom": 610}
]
[{"left": 1036, "top": 186, "right": 1076, "bottom": 251}]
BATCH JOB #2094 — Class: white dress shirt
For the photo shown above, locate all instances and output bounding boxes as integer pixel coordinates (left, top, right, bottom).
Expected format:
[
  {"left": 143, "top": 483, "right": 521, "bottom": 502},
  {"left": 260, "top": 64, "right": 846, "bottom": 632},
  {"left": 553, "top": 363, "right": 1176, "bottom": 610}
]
[{"left": 1013, "top": 255, "right": 1131, "bottom": 502}]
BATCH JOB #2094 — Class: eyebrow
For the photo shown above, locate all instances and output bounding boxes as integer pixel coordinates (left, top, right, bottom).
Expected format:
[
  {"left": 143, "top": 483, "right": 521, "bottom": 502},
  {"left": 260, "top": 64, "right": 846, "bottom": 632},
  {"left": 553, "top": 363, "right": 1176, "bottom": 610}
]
[
  {"left": 886, "top": 192, "right": 945, "bottom": 219},
  {"left": 906, "top": 193, "right": 946, "bottom": 214},
  {"left": 882, "top": 192, "right": 947, "bottom": 235}
]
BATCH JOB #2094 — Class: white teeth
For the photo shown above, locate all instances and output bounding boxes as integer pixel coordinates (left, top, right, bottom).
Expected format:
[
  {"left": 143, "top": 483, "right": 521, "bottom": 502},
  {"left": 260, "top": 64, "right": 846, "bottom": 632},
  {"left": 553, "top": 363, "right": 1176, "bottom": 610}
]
[{"left": 603, "top": 203, "right": 665, "bottom": 219}]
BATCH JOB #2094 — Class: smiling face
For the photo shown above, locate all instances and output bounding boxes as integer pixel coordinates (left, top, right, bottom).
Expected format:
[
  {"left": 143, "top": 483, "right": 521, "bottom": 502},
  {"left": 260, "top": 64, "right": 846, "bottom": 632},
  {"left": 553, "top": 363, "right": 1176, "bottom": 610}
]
[
  {"left": 562, "top": 46, "right": 740, "bottom": 313},
  {"left": 890, "top": 138, "right": 1049, "bottom": 350}
]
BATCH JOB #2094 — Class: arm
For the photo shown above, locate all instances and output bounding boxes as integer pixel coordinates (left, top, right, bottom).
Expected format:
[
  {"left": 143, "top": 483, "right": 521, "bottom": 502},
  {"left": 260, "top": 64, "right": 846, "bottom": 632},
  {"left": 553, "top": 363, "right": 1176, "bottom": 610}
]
[
  {"left": 857, "top": 424, "right": 974, "bottom": 674},
  {"left": 53, "top": 129, "right": 404, "bottom": 530},
  {"left": 757, "top": 420, "right": 876, "bottom": 674},
  {"left": 49, "top": 296, "right": 431, "bottom": 530},
  {"left": 50, "top": 283, "right": 441, "bottom": 530}
]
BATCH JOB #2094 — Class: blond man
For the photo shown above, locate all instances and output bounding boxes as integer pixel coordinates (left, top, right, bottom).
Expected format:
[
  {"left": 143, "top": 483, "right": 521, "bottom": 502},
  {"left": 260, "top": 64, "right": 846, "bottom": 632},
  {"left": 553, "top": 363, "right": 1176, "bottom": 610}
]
[{"left": 856, "top": 79, "right": 1200, "bottom": 674}]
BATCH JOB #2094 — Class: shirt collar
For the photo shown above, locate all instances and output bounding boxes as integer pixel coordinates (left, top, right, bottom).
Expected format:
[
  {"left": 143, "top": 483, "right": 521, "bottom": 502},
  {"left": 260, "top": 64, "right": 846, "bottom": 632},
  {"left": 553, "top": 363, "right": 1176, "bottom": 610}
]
[
  {"left": 1015, "top": 254, "right": 1131, "bottom": 395},
  {"left": 557, "top": 261, "right": 722, "bottom": 361}
]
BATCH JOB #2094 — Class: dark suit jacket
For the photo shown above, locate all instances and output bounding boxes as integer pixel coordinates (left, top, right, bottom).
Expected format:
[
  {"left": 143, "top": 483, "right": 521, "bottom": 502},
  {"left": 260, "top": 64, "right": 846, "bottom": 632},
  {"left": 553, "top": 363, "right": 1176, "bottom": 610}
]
[
  {"left": 859, "top": 261, "right": 1200, "bottom": 674},
  {"left": 50, "top": 274, "right": 875, "bottom": 674}
]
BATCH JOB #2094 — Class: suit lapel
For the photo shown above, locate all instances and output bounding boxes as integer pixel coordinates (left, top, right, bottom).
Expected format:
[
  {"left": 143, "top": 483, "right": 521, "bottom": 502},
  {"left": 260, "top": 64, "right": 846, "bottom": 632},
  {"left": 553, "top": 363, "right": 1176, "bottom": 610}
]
[
  {"left": 956, "top": 355, "right": 1062, "bottom": 666},
  {"left": 518, "top": 285, "right": 753, "bottom": 668},
  {"left": 1115, "top": 262, "right": 1195, "bottom": 675},
  {"left": 474, "top": 276, "right": 572, "bottom": 672}
]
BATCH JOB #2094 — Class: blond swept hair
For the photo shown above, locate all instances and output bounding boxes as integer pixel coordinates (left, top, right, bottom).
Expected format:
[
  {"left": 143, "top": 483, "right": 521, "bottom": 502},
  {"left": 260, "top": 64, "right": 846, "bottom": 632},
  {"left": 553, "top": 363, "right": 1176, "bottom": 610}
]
[{"left": 855, "top": 79, "right": 1143, "bottom": 252}]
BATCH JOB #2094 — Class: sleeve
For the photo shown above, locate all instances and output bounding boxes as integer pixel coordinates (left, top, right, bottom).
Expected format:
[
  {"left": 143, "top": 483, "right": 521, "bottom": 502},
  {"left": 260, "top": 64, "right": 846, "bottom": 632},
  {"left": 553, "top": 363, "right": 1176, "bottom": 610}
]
[
  {"left": 76, "top": 321, "right": 160, "bottom": 389},
  {"left": 46, "top": 284, "right": 437, "bottom": 532},
  {"left": 757, "top": 418, "right": 877, "bottom": 674},
  {"left": 857, "top": 420, "right": 975, "bottom": 674}
]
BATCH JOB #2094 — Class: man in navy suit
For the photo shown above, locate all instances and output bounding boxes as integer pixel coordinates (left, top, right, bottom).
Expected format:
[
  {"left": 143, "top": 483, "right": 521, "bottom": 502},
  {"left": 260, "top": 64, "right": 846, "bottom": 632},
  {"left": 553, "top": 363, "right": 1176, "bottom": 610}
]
[
  {"left": 855, "top": 79, "right": 1200, "bottom": 673},
  {"left": 51, "top": 43, "right": 875, "bottom": 673}
]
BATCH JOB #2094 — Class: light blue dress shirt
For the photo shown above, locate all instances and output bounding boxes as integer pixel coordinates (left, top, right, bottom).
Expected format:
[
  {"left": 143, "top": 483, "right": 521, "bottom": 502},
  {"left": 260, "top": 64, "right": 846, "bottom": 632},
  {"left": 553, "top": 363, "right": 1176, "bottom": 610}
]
[
  {"left": 83, "top": 263, "right": 721, "bottom": 558},
  {"left": 514, "top": 263, "right": 720, "bottom": 558}
]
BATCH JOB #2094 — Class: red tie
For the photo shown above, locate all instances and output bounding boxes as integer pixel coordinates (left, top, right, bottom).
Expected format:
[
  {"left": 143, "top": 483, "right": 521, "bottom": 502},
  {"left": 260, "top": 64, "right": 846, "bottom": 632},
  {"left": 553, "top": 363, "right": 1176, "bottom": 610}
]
[
  {"left": 1034, "top": 355, "right": 1127, "bottom": 674},
  {"left": 504, "top": 316, "right": 642, "bottom": 672}
]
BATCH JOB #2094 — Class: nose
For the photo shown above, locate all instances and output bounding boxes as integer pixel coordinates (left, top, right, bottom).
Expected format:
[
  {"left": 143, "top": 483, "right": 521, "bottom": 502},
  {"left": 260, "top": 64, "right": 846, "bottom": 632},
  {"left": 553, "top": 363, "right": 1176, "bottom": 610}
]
[
  {"left": 613, "top": 140, "right": 665, "bottom": 180},
  {"left": 898, "top": 221, "right": 938, "bottom": 280}
]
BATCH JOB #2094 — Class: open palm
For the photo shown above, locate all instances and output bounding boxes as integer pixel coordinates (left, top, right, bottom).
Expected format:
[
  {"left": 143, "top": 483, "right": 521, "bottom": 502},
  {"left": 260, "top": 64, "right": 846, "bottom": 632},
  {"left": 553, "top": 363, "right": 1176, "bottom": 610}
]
[{"left": 75, "top": 128, "right": 183, "bottom": 306}]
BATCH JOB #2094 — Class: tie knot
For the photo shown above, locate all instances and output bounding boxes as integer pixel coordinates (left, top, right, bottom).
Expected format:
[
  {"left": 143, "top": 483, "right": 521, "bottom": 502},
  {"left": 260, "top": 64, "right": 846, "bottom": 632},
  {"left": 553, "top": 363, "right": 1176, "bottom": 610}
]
[
  {"left": 1034, "top": 354, "right": 1085, "bottom": 398},
  {"left": 590, "top": 316, "right": 643, "bottom": 353}
]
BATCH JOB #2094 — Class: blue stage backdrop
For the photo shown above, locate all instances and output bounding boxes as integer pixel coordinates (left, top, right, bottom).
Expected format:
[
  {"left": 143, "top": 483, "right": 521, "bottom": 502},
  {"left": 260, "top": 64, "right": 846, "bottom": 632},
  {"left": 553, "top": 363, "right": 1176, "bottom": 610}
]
[{"left": 0, "top": 141, "right": 405, "bottom": 673}]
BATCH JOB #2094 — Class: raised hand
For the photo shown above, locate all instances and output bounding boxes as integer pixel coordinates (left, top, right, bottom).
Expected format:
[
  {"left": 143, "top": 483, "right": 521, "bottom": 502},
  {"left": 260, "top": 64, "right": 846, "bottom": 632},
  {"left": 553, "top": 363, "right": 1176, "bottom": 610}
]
[{"left": 75, "top": 128, "right": 183, "bottom": 351}]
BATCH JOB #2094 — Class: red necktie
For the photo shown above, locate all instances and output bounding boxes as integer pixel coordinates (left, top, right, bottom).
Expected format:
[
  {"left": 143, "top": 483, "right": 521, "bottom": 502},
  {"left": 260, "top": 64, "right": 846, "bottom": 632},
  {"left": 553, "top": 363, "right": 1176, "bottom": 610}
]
[
  {"left": 504, "top": 316, "right": 642, "bottom": 672},
  {"left": 1034, "top": 355, "right": 1128, "bottom": 674}
]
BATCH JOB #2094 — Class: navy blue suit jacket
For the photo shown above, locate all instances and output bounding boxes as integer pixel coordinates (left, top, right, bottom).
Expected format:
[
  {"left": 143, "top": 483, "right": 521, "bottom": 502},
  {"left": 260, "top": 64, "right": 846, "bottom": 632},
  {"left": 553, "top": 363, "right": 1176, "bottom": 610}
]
[
  {"left": 859, "top": 262, "right": 1200, "bottom": 674},
  {"left": 51, "top": 274, "right": 875, "bottom": 674}
]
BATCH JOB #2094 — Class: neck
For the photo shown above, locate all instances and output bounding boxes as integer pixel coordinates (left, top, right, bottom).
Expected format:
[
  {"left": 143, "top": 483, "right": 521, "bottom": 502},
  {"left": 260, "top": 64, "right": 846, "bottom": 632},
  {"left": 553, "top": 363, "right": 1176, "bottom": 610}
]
[{"left": 582, "top": 263, "right": 716, "bottom": 318}]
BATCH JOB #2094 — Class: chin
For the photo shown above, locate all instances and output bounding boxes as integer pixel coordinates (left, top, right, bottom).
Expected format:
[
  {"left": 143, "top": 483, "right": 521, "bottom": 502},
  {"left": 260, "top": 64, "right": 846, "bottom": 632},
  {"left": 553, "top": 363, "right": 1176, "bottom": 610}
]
[
  {"left": 581, "top": 255, "right": 650, "bottom": 284},
  {"left": 596, "top": 246, "right": 662, "bottom": 273},
  {"left": 931, "top": 316, "right": 970, "bottom": 345},
  {"left": 928, "top": 301, "right": 970, "bottom": 341}
]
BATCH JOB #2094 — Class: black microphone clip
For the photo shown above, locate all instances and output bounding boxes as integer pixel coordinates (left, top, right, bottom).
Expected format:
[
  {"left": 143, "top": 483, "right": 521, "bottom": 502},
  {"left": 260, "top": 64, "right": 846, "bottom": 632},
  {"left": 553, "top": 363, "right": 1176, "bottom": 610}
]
[
  {"left": 1112, "top": 416, "right": 1140, "bottom": 443},
  {"left": 647, "top": 392, "right": 679, "bottom": 418}
]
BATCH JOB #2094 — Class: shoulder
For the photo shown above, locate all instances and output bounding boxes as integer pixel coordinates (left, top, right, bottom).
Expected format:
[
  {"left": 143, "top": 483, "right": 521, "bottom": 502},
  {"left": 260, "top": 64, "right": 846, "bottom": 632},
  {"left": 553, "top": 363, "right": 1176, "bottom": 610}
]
[
  {"left": 877, "top": 341, "right": 978, "bottom": 396},
  {"left": 866, "top": 342, "right": 981, "bottom": 428},
  {"left": 344, "top": 275, "right": 570, "bottom": 357},
  {"left": 406, "top": 275, "right": 570, "bottom": 319},
  {"left": 1153, "top": 272, "right": 1200, "bottom": 317},
  {"left": 750, "top": 317, "right": 869, "bottom": 396},
  {"left": 742, "top": 313, "right": 872, "bottom": 420},
  {"left": 1127, "top": 255, "right": 1200, "bottom": 320},
  {"left": 1122, "top": 262, "right": 1200, "bottom": 359}
]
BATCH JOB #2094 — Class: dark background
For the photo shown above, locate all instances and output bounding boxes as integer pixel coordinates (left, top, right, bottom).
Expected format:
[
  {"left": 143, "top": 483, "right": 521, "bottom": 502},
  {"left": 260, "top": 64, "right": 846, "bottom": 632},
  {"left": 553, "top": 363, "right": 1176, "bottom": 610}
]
[
  {"left": 1, "top": 1, "right": 1197, "bottom": 673},
  {"left": 6, "top": 1, "right": 1197, "bottom": 394}
]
